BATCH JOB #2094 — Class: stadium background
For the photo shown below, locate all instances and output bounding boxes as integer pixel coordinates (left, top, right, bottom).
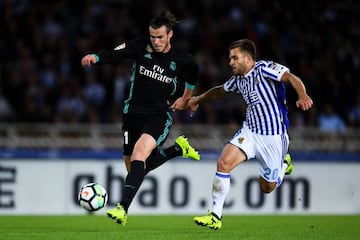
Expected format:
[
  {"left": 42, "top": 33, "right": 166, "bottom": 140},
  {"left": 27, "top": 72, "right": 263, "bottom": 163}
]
[{"left": 0, "top": 0, "right": 359, "bottom": 215}]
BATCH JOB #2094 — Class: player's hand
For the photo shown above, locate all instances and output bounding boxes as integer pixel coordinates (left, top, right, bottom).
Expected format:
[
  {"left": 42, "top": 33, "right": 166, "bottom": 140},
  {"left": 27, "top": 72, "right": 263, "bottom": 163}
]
[
  {"left": 81, "top": 54, "right": 97, "bottom": 67},
  {"left": 171, "top": 97, "right": 188, "bottom": 111},
  {"left": 188, "top": 96, "right": 199, "bottom": 117},
  {"left": 296, "top": 95, "right": 313, "bottom": 111}
]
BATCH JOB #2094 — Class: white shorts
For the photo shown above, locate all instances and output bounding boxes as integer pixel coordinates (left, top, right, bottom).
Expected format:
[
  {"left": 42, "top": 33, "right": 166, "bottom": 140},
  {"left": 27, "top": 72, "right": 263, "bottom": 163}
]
[{"left": 229, "top": 122, "right": 289, "bottom": 182}]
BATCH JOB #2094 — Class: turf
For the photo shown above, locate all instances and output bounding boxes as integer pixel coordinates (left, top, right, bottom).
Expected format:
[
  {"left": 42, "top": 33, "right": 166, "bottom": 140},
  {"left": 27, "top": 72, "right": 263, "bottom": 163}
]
[{"left": 0, "top": 215, "right": 359, "bottom": 240}]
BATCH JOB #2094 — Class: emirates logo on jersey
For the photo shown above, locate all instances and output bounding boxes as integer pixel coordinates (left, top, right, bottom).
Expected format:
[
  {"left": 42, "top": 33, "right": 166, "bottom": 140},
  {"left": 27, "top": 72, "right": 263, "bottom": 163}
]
[{"left": 139, "top": 64, "right": 173, "bottom": 83}]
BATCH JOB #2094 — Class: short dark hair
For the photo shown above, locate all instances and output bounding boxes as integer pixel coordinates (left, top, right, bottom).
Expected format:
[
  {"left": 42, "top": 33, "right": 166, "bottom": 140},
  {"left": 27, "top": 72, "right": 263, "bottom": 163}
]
[
  {"left": 229, "top": 39, "right": 256, "bottom": 60},
  {"left": 149, "top": 10, "right": 178, "bottom": 32}
]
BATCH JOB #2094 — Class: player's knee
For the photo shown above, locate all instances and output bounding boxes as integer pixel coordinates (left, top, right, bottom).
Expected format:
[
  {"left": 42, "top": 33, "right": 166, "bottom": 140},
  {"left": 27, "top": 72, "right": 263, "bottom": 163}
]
[
  {"left": 259, "top": 179, "right": 276, "bottom": 193},
  {"left": 260, "top": 185, "right": 275, "bottom": 194},
  {"left": 217, "top": 158, "right": 231, "bottom": 172}
]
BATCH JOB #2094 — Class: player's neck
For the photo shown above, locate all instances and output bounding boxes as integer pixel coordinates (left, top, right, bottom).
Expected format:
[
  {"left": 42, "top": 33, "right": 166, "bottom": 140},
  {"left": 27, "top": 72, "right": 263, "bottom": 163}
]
[
  {"left": 247, "top": 62, "right": 255, "bottom": 73},
  {"left": 162, "top": 43, "right": 172, "bottom": 53}
]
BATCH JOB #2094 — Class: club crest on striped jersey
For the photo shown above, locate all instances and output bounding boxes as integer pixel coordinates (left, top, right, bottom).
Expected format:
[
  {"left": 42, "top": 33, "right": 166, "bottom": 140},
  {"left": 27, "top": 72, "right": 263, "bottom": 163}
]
[{"left": 269, "top": 62, "right": 283, "bottom": 72}]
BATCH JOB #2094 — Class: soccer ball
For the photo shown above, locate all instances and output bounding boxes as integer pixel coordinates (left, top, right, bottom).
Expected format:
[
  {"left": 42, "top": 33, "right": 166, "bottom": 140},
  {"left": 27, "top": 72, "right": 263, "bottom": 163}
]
[{"left": 78, "top": 183, "right": 108, "bottom": 211}]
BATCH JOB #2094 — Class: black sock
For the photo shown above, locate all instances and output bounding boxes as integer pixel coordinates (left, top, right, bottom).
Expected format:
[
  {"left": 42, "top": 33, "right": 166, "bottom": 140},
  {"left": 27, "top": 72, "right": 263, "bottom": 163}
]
[
  {"left": 211, "top": 212, "right": 222, "bottom": 220},
  {"left": 120, "top": 160, "right": 145, "bottom": 212},
  {"left": 145, "top": 145, "right": 182, "bottom": 175}
]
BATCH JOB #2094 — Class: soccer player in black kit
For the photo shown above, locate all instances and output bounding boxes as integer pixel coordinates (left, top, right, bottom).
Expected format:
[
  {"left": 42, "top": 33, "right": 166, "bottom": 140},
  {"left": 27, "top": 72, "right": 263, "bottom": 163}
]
[{"left": 81, "top": 10, "right": 200, "bottom": 225}]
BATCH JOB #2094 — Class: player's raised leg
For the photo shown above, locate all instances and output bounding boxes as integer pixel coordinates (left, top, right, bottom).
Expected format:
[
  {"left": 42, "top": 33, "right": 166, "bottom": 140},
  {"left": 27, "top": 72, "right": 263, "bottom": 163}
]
[
  {"left": 144, "top": 135, "right": 200, "bottom": 174},
  {"left": 175, "top": 135, "right": 200, "bottom": 160}
]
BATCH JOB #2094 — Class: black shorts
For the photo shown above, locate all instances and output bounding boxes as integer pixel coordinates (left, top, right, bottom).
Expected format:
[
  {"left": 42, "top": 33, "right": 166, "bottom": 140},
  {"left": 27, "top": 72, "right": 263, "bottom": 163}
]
[{"left": 122, "top": 112, "right": 173, "bottom": 155}]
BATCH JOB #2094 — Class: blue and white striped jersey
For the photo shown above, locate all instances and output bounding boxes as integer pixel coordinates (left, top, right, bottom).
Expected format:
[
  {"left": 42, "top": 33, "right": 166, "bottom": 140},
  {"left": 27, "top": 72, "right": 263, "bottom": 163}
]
[{"left": 224, "top": 60, "right": 290, "bottom": 135}]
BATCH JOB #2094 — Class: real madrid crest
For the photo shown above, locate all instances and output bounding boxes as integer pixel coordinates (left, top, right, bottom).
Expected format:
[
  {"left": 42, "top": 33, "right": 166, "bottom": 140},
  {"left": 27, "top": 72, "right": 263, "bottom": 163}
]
[{"left": 169, "top": 61, "right": 176, "bottom": 71}]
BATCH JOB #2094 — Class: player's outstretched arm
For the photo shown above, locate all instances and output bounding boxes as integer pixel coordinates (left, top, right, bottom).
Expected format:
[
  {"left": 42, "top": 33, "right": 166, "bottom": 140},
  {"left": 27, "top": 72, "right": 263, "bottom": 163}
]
[
  {"left": 281, "top": 72, "right": 313, "bottom": 111},
  {"left": 188, "top": 85, "right": 226, "bottom": 117}
]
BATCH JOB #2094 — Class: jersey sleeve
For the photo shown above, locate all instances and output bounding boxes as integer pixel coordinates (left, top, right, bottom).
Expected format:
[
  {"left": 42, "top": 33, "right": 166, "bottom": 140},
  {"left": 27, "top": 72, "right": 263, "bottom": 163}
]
[
  {"left": 223, "top": 76, "right": 239, "bottom": 93},
  {"left": 183, "top": 57, "right": 199, "bottom": 90},
  {"left": 96, "top": 38, "right": 143, "bottom": 64},
  {"left": 261, "top": 61, "right": 289, "bottom": 81}
]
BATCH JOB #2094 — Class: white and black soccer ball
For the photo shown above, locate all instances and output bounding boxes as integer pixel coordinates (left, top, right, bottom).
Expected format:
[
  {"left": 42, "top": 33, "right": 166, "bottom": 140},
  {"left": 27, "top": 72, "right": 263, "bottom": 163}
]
[{"left": 78, "top": 182, "right": 108, "bottom": 211}]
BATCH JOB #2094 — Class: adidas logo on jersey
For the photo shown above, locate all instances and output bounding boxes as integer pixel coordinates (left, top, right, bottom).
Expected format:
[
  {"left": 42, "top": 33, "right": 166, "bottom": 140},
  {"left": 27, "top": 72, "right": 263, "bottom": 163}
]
[{"left": 144, "top": 53, "right": 152, "bottom": 59}]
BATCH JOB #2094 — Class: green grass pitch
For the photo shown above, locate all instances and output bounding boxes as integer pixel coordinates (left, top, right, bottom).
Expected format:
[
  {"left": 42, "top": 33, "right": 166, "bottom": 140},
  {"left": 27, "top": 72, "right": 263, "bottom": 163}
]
[{"left": 0, "top": 215, "right": 359, "bottom": 240}]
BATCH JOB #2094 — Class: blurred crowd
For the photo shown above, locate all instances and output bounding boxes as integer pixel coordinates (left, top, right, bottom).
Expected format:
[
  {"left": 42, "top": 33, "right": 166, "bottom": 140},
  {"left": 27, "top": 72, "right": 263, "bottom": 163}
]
[{"left": 1, "top": 0, "right": 360, "bottom": 132}]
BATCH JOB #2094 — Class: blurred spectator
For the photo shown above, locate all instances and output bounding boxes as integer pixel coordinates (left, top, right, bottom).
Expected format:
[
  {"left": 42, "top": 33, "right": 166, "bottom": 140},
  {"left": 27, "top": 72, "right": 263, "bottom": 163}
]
[
  {"left": 82, "top": 73, "right": 106, "bottom": 108},
  {"left": 1, "top": 0, "right": 359, "bottom": 125},
  {"left": 54, "top": 84, "right": 85, "bottom": 123},
  {"left": 0, "top": 94, "right": 14, "bottom": 121},
  {"left": 348, "top": 93, "right": 360, "bottom": 127},
  {"left": 318, "top": 103, "right": 346, "bottom": 134}
]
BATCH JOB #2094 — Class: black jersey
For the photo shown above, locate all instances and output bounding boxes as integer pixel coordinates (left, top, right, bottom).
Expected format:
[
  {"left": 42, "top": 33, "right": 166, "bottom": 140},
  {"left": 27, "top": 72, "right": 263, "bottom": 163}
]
[{"left": 97, "top": 38, "right": 199, "bottom": 114}]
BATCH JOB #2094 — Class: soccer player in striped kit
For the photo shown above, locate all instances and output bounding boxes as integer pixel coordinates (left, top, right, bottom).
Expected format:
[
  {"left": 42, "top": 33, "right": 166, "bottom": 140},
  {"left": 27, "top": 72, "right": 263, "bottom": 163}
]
[{"left": 188, "top": 39, "right": 313, "bottom": 230}]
